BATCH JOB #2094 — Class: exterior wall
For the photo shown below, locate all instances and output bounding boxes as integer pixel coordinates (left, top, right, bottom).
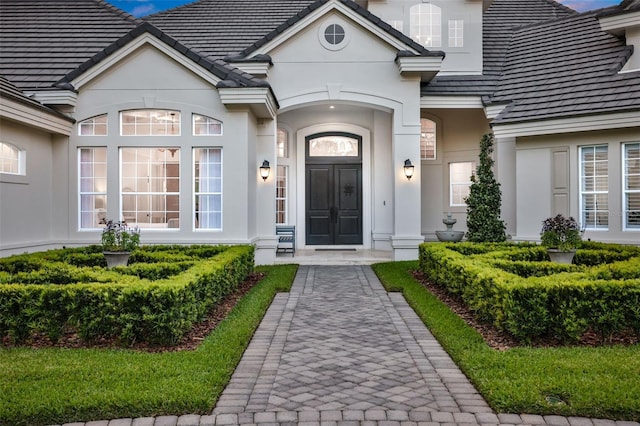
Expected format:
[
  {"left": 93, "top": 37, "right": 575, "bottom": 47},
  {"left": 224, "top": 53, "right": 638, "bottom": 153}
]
[
  {"left": 70, "top": 44, "right": 258, "bottom": 247},
  {"left": 367, "top": 0, "right": 483, "bottom": 74},
  {"left": 515, "top": 128, "right": 640, "bottom": 244},
  {"left": 420, "top": 108, "right": 490, "bottom": 239},
  {"left": 0, "top": 120, "right": 58, "bottom": 254}
]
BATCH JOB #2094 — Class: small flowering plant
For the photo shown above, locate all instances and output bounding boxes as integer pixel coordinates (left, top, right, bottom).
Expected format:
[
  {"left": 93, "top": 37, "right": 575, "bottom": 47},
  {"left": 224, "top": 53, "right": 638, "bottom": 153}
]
[
  {"left": 540, "top": 214, "right": 582, "bottom": 251},
  {"left": 101, "top": 219, "right": 140, "bottom": 252}
]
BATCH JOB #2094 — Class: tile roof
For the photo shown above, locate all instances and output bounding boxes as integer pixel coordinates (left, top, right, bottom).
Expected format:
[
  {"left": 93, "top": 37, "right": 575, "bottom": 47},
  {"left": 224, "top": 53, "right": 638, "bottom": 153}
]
[
  {"left": 422, "top": 0, "right": 577, "bottom": 98},
  {"left": 0, "top": 0, "right": 140, "bottom": 91},
  {"left": 146, "top": 0, "right": 319, "bottom": 60},
  {"left": 55, "top": 22, "right": 271, "bottom": 90},
  {"left": 491, "top": 9, "right": 640, "bottom": 124}
]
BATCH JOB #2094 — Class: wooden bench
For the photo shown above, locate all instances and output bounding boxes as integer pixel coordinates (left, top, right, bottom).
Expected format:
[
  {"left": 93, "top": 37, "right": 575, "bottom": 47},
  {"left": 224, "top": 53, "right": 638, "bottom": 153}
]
[{"left": 276, "top": 225, "right": 296, "bottom": 256}]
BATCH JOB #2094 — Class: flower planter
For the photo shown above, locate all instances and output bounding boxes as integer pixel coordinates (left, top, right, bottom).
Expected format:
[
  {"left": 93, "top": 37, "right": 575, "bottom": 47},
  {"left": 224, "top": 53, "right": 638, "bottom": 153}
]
[
  {"left": 547, "top": 249, "right": 576, "bottom": 264},
  {"left": 103, "top": 251, "right": 131, "bottom": 268}
]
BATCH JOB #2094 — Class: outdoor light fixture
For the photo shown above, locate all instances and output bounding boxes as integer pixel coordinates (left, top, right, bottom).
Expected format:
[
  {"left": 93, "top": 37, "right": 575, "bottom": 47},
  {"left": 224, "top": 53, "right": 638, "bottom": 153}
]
[
  {"left": 260, "top": 160, "right": 271, "bottom": 181},
  {"left": 403, "top": 159, "right": 415, "bottom": 180}
]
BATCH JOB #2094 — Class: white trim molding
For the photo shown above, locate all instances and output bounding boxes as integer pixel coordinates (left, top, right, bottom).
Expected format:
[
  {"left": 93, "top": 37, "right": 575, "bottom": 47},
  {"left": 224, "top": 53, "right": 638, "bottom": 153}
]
[
  {"left": 218, "top": 87, "right": 278, "bottom": 118},
  {"left": 420, "top": 95, "right": 483, "bottom": 109},
  {"left": 396, "top": 56, "right": 443, "bottom": 82},
  {"left": 0, "top": 96, "right": 73, "bottom": 135},
  {"left": 492, "top": 111, "right": 640, "bottom": 138}
]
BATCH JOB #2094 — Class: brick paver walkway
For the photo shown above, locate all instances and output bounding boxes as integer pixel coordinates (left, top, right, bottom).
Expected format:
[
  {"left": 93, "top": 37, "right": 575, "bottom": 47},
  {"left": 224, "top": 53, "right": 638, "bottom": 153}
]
[{"left": 53, "top": 265, "right": 639, "bottom": 426}]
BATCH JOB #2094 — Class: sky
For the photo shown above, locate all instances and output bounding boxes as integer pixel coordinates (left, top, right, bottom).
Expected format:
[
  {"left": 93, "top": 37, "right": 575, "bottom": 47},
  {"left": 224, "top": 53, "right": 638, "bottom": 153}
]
[{"left": 109, "top": 0, "right": 621, "bottom": 18}]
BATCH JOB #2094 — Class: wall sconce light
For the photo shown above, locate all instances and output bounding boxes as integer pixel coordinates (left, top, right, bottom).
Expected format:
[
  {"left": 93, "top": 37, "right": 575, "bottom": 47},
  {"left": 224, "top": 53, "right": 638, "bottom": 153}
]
[
  {"left": 259, "top": 160, "right": 271, "bottom": 181},
  {"left": 403, "top": 159, "right": 415, "bottom": 180}
]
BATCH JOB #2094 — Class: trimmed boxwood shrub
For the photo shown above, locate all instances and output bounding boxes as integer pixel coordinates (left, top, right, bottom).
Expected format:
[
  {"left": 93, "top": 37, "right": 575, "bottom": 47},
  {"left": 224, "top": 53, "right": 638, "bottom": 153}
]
[
  {"left": 0, "top": 245, "right": 254, "bottom": 345},
  {"left": 419, "top": 242, "right": 640, "bottom": 343}
]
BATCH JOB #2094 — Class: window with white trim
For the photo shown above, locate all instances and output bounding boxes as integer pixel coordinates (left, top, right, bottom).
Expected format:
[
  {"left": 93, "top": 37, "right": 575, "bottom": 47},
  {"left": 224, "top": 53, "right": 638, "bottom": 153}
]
[
  {"left": 624, "top": 143, "right": 640, "bottom": 229},
  {"left": 194, "top": 148, "right": 222, "bottom": 230},
  {"left": 387, "top": 20, "right": 404, "bottom": 32},
  {"left": 276, "top": 165, "right": 288, "bottom": 224},
  {"left": 450, "top": 162, "right": 474, "bottom": 206},
  {"left": 79, "top": 114, "right": 107, "bottom": 136},
  {"left": 580, "top": 145, "right": 608, "bottom": 229},
  {"left": 121, "top": 110, "right": 180, "bottom": 136},
  {"left": 79, "top": 147, "right": 107, "bottom": 229},
  {"left": 448, "top": 20, "right": 464, "bottom": 47},
  {"left": 410, "top": 3, "right": 441, "bottom": 48},
  {"left": 420, "top": 118, "right": 436, "bottom": 160},
  {"left": 277, "top": 128, "right": 288, "bottom": 158},
  {"left": 0, "top": 142, "right": 23, "bottom": 175},
  {"left": 120, "top": 148, "right": 180, "bottom": 228},
  {"left": 193, "top": 114, "right": 222, "bottom": 136}
]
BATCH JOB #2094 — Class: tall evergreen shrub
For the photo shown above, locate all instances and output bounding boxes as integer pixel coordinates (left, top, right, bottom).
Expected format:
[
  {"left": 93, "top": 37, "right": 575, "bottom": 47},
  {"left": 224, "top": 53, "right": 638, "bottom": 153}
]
[{"left": 465, "top": 133, "right": 507, "bottom": 242}]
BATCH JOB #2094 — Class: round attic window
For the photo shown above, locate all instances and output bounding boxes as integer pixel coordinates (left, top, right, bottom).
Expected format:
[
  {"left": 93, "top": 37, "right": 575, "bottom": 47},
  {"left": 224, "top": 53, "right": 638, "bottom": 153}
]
[
  {"left": 324, "top": 24, "right": 345, "bottom": 45},
  {"left": 319, "top": 21, "right": 350, "bottom": 50}
]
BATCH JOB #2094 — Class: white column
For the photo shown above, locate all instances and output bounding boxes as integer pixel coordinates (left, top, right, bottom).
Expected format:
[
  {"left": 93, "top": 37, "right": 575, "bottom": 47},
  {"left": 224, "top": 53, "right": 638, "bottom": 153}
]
[
  {"left": 254, "top": 118, "right": 278, "bottom": 265},
  {"left": 391, "top": 108, "right": 424, "bottom": 261},
  {"left": 495, "top": 136, "right": 517, "bottom": 238}
]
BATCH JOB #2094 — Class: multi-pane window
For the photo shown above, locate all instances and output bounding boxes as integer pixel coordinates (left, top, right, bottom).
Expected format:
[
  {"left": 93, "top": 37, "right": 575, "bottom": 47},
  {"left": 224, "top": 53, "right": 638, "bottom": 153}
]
[
  {"left": 120, "top": 148, "right": 180, "bottom": 229},
  {"left": 277, "top": 128, "right": 288, "bottom": 158},
  {"left": 121, "top": 110, "right": 180, "bottom": 136},
  {"left": 276, "top": 165, "right": 288, "bottom": 224},
  {"left": 448, "top": 20, "right": 464, "bottom": 47},
  {"left": 580, "top": 145, "right": 608, "bottom": 229},
  {"left": 79, "top": 114, "right": 107, "bottom": 136},
  {"left": 450, "top": 162, "right": 474, "bottom": 206},
  {"left": 79, "top": 148, "right": 107, "bottom": 229},
  {"left": 420, "top": 118, "right": 436, "bottom": 160},
  {"left": 624, "top": 143, "right": 640, "bottom": 229},
  {"left": 0, "top": 142, "right": 21, "bottom": 175},
  {"left": 387, "top": 20, "right": 404, "bottom": 32},
  {"left": 194, "top": 148, "right": 222, "bottom": 230},
  {"left": 409, "top": 3, "right": 441, "bottom": 48},
  {"left": 193, "top": 114, "right": 222, "bottom": 136}
]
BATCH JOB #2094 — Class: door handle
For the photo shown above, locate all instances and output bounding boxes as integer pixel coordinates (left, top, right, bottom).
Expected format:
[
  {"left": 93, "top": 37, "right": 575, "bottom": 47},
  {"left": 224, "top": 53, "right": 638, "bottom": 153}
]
[{"left": 330, "top": 206, "right": 338, "bottom": 224}]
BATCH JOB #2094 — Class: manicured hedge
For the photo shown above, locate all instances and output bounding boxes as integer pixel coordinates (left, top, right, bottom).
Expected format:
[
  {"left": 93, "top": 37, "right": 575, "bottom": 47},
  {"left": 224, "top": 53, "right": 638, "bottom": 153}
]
[
  {"left": 419, "top": 242, "right": 640, "bottom": 343},
  {"left": 0, "top": 245, "right": 254, "bottom": 345}
]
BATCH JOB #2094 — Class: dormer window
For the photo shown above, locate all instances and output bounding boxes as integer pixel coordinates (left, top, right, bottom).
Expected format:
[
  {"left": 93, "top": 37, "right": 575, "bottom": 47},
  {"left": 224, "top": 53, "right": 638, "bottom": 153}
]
[{"left": 410, "top": 3, "right": 442, "bottom": 48}]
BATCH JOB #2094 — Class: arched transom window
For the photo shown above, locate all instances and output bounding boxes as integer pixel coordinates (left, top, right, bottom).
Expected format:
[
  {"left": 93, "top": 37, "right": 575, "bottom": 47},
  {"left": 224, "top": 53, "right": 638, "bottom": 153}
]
[{"left": 0, "top": 142, "right": 23, "bottom": 175}]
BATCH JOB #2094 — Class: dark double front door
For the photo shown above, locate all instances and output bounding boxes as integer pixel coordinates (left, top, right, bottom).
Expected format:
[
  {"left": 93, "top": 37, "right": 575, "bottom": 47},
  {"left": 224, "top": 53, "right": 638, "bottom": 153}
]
[{"left": 306, "top": 163, "right": 363, "bottom": 245}]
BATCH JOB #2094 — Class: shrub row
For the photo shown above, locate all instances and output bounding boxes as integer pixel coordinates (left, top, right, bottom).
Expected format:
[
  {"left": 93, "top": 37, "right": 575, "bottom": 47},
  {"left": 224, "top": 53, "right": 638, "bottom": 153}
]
[
  {"left": 0, "top": 245, "right": 254, "bottom": 345},
  {"left": 419, "top": 242, "right": 640, "bottom": 343}
]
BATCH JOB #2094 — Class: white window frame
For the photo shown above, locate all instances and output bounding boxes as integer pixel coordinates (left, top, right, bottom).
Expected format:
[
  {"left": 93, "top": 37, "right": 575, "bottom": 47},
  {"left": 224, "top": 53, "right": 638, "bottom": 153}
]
[
  {"left": 0, "top": 142, "right": 24, "bottom": 175},
  {"left": 579, "top": 145, "right": 609, "bottom": 230},
  {"left": 449, "top": 162, "right": 474, "bottom": 207},
  {"left": 78, "top": 114, "right": 108, "bottom": 136},
  {"left": 276, "top": 165, "right": 288, "bottom": 224},
  {"left": 78, "top": 147, "right": 107, "bottom": 230},
  {"left": 277, "top": 128, "right": 288, "bottom": 158},
  {"left": 409, "top": 3, "right": 442, "bottom": 48},
  {"left": 623, "top": 142, "right": 640, "bottom": 230},
  {"left": 448, "top": 19, "right": 464, "bottom": 48},
  {"left": 193, "top": 147, "right": 223, "bottom": 231},
  {"left": 120, "top": 147, "right": 181, "bottom": 229},
  {"left": 193, "top": 114, "right": 222, "bottom": 136},
  {"left": 120, "top": 109, "right": 181, "bottom": 136},
  {"left": 420, "top": 118, "right": 436, "bottom": 160}
]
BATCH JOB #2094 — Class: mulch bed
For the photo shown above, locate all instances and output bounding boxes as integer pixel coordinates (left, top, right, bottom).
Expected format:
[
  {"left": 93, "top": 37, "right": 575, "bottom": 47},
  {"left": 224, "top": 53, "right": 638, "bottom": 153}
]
[
  {"left": 1, "top": 272, "right": 265, "bottom": 353},
  {"left": 412, "top": 269, "right": 639, "bottom": 350}
]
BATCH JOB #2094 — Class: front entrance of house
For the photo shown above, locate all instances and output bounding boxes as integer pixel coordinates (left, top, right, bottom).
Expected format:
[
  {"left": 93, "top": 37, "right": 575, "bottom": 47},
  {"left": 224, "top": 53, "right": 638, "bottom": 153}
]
[{"left": 305, "top": 132, "right": 363, "bottom": 245}]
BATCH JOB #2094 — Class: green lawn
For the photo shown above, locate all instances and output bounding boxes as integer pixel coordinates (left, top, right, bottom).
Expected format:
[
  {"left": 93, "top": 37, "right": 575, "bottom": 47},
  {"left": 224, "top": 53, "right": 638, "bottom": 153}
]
[
  {"left": 372, "top": 261, "right": 640, "bottom": 421},
  {"left": 0, "top": 264, "right": 298, "bottom": 426}
]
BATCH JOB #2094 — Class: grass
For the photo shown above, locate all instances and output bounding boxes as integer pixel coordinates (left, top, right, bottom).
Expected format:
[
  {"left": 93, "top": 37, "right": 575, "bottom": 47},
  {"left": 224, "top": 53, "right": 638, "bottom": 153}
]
[
  {"left": 0, "top": 264, "right": 298, "bottom": 426},
  {"left": 372, "top": 261, "right": 640, "bottom": 421}
]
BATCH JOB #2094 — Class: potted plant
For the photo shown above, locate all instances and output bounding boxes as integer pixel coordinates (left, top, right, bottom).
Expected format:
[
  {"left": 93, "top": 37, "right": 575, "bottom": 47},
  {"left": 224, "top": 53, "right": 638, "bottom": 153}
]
[
  {"left": 540, "top": 214, "right": 582, "bottom": 264},
  {"left": 101, "top": 219, "right": 140, "bottom": 268}
]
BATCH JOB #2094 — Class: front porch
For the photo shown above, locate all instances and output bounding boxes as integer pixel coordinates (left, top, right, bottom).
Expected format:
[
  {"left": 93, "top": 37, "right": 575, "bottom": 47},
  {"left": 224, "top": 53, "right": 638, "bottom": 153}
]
[{"left": 274, "top": 248, "right": 393, "bottom": 265}]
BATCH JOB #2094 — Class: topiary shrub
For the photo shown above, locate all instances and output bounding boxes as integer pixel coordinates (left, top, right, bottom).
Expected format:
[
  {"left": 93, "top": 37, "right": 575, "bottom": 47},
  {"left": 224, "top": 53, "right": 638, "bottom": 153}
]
[{"left": 465, "top": 133, "right": 507, "bottom": 242}]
